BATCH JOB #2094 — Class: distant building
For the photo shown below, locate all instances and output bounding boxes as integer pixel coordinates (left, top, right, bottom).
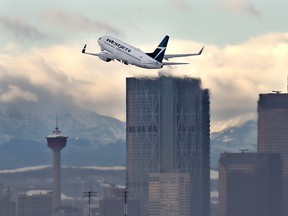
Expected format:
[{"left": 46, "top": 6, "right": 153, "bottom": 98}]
[
  {"left": 100, "top": 185, "right": 140, "bottom": 216},
  {"left": 0, "top": 186, "right": 16, "bottom": 216},
  {"left": 0, "top": 184, "right": 3, "bottom": 200},
  {"left": 258, "top": 93, "right": 288, "bottom": 215},
  {"left": 0, "top": 200, "right": 16, "bottom": 216},
  {"left": 102, "top": 184, "right": 123, "bottom": 199},
  {"left": 99, "top": 199, "right": 140, "bottom": 216},
  {"left": 54, "top": 206, "right": 81, "bottom": 216},
  {"left": 126, "top": 76, "right": 210, "bottom": 216},
  {"left": 18, "top": 193, "right": 52, "bottom": 216},
  {"left": 219, "top": 153, "right": 283, "bottom": 216},
  {"left": 148, "top": 173, "right": 190, "bottom": 216}
]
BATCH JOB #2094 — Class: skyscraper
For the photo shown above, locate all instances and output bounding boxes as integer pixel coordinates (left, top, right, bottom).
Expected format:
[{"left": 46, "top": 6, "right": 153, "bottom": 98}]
[
  {"left": 219, "top": 152, "right": 282, "bottom": 216},
  {"left": 126, "top": 76, "right": 210, "bottom": 216},
  {"left": 258, "top": 93, "right": 288, "bottom": 215},
  {"left": 46, "top": 124, "right": 68, "bottom": 211}
]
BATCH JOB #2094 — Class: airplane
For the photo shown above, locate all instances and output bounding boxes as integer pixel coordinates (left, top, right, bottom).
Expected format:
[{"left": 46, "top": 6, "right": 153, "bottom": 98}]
[{"left": 82, "top": 35, "right": 204, "bottom": 69}]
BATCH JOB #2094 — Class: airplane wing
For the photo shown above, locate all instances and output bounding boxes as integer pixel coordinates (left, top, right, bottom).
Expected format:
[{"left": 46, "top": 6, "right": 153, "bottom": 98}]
[
  {"left": 164, "top": 46, "right": 204, "bottom": 60},
  {"left": 82, "top": 44, "right": 102, "bottom": 56},
  {"left": 82, "top": 44, "right": 116, "bottom": 62}
]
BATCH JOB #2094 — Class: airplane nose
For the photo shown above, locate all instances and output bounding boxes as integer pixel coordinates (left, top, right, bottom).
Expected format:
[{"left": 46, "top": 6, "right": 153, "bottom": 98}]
[{"left": 97, "top": 38, "right": 101, "bottom": 45}]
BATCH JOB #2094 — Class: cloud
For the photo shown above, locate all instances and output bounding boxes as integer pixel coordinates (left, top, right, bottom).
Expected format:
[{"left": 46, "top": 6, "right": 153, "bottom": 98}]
[
  {"left": 169, "top": 0, "right": 190, "bottom": 11},
  {"left": 0, "top": 16, "right": 46, "bottom": 40},
  {"left": 1, "top": 32, "right": 288, "bottom": 131},
  {"left": 221, "top": 0, "right": 261, "bottom": 17},
  {"left": 0, "top": 42, "right": 130, "bottom": 119},
  {"left": 42, "top": 9, "right": 122, "bottom": 35},
  {"left": 0, "top": 85, "right": 38, "bottom": 103},
  {"left": 165, "top": 33, "right": 288, "bottom": 131}
]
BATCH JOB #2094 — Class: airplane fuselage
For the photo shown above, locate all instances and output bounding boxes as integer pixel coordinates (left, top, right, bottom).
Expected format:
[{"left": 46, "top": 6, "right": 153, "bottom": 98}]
[
  {"left": 82, "top": 35, "right": 203, "bottom": 69},
  {"left": 98, "top": 36, "right": 163, "bottom": 69}
]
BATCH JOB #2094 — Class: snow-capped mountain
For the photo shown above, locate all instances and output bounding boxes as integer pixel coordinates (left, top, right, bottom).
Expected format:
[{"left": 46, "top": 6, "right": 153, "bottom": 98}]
[
  {"left": 210, "top": 120, "right": 257, "bottom": 168},
  {"left": 0, "top": 106, "right": 257, "bottom": 169},
  {"left": 0, "top": 106, "right": 126, "bottom": 168}
]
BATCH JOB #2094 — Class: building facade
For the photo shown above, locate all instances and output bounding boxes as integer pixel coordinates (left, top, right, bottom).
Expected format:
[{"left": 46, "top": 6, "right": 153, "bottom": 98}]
[
  {"left": 258, "top": 93, "right": 288, "bottom": 215},
  {"left": 148, "top": 173, "right": 190, "bottom": 216},
  {"left": 126, "top": 76, "right": 210, "bottom": 216},
  {"left": 18, "top": 193, "right": 52, "bottom": 216},
  {"left": 0, "top": 200, "right": 16, "bottom": 216},
  {"left": 219, "top": 153, "right": 282, "bottom": 216},
  {"left": 0, "top": 185, "right": 16, "bottom": 216}
]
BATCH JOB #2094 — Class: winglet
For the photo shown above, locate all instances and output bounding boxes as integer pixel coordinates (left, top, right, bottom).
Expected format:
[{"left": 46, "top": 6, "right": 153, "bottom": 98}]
[
  {"left": 198, "top": 46, "right": 204, "bottom": 55},
  {"left": 82, "top": 44, "right": 87, "bottom": 53}
]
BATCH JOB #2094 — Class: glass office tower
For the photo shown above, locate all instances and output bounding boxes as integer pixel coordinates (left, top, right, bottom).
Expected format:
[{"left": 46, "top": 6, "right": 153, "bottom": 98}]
[
  {"left": 258, "top": 93, "right": 288, "bottom": 215},
  {"left": 126, "top": 76, "right": 210, "bottom": 216},
  {"left": 219, "top": 152, "right": 282, "bottom": 216}
]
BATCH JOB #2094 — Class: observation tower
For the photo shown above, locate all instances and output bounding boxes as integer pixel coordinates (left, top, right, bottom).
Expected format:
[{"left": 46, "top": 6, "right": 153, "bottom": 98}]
[{"left": 46, "top": 123, "right": 68, "bottom": 211}]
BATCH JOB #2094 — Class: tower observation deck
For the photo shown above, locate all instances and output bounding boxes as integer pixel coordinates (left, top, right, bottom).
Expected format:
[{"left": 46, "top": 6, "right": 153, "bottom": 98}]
[{"left": 46, "top": 125, "right": 68, "bottom": 212}]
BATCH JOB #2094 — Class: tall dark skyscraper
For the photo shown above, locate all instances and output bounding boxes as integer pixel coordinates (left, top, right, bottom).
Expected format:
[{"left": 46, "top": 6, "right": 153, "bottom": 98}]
[
  {"left": 126, "top": 76, "right": 210, "bottom": 216},
  {"left": 219, "top": 153, "right": 282, "bottom": 216},
  {"left": 258, "top": 93, "right": 288, "bottom": 215}
]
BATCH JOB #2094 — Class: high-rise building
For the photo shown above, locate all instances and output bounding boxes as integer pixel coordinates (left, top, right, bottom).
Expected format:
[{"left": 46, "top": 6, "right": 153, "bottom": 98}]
[
  {"left": 46, "top": 124, "right": 68, "bottom": 211},
  {"left": 126, "top": 76, "right": 210, "bottom": 216},
  {"left": 148, "top": 173, "right": 190, "bottom": 216},
  {"left": 0, "top": 185, "right": 16, "bottom": 216},
  {"left": 219, "top": 152, "right": 282, "bottom": 216},
  {"left": 258, "top": 93, "right": 288, "bottom": 214},
  {"left": 0, "top": 199, "right": 16, "bottom": 216},
  {"left": 18, "top": 193, "right": 52, "bottom": 216}
]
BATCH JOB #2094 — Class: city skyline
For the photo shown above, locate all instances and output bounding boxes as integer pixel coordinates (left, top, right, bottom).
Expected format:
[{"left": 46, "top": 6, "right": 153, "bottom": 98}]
[{"left": 0, "top": 1, "right": 288, "bottom": 132}]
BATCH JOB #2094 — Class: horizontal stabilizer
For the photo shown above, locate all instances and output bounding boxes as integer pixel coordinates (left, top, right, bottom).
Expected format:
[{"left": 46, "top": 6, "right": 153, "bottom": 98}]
[
  {"left": 164, "top": 46, "right": 204, "bottom": 60},
  {"left": 162, "top": 62, "right": 189, "bottom": 66}
]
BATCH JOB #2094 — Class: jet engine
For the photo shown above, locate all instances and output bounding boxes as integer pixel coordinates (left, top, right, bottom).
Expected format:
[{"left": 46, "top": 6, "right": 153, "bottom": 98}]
[{"left": 98, "top": 52, "right": 112, "bottom": 62}]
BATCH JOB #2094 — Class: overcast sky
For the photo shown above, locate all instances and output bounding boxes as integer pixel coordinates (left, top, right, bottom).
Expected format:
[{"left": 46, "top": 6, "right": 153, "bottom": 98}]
[{"left": 0, "top": 0, "right": 288, "bottom": 131}]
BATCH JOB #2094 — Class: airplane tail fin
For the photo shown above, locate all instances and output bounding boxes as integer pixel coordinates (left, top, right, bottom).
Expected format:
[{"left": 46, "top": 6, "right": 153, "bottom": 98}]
[{"left": 146, "top": 35, "right": 169, "bottom": 63}]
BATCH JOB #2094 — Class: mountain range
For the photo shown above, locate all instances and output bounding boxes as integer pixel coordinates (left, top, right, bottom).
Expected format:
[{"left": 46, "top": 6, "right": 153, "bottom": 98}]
[
  {"left": 0, "top": 106, "right": 257, "bottom": 169},
  {"left": 0, "top": 107, "right": 126, "bottom": 168}
]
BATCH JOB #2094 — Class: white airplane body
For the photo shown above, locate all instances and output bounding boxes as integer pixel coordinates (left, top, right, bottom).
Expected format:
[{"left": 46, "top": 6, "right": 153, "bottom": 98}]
[{"left": 82, "top": 35, "right": 204, "bottom": 69}]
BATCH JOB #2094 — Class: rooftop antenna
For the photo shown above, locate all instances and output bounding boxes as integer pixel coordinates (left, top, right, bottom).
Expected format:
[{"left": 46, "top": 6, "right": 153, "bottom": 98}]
[
  {"left": 124, "top": 176, "right": 129, "bottom": 216},
  {"left": 56, "top": 112, "right": 59, "bottom": 130},
  {"left": 272, "top": 90, "right": 281, "bottom": 94},
  {"left": 117, "top": 175, "right": 131, "bottom": 216},
  {"left": 239, "top": 149, "right": 249, "bottom": 153},
  {"left": 83, "top": 184, "right": 97, "bottom": 216}
]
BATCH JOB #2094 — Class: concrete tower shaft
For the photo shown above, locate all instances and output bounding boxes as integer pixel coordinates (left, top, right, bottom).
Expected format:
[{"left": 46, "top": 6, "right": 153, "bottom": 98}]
[{"left": 46, "top": 126, "right": 68, "bottom": 211}]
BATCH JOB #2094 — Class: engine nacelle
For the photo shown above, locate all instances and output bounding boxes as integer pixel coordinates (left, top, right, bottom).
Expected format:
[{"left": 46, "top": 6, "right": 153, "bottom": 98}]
[{"left": 98, "top": 52, "right": 112, "bottom": 62}]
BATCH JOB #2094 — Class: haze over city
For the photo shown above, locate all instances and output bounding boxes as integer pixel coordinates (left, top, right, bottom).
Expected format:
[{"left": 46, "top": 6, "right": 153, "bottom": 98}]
[
  {"left": 0, "top": 1, "right": 288, "bottom": 216},
  {"left": 0, "top": 0, "right": 287, "bottom": 132}
]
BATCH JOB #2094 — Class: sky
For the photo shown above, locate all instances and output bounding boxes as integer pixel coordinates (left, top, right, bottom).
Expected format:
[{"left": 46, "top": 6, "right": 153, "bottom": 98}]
[{"left": 0, "top": 0, "right": 288, "bottom": 132}]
